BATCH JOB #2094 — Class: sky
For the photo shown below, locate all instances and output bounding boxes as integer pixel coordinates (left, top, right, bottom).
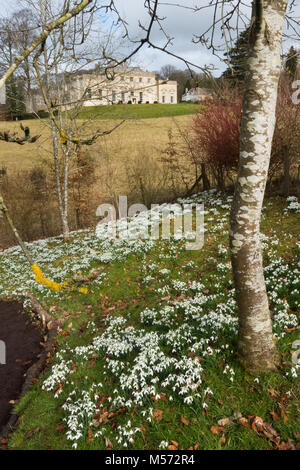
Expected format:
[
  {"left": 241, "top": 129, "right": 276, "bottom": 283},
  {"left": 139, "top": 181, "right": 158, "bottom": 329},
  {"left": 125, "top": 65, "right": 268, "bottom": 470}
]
[
  {"left": 110, "top": 0, "right": 300, "bottom": 75},
  {"left": 112, "top": 0, "right": 252, "bottom": 75},
  {"left": 1, "top": 0, "right": 300, "bottom": 76}
]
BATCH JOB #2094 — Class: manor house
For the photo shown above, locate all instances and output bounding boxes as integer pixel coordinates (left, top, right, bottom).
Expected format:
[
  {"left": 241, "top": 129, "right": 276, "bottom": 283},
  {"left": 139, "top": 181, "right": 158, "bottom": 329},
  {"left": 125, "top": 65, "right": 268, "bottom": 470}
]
[{"left": 32, "top": 66, "right": 178, "bottom": 111}]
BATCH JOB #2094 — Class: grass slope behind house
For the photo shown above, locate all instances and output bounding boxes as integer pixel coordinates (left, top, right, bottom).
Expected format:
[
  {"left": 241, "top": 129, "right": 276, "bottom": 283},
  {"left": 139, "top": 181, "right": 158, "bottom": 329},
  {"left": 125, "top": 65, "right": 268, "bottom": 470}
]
[
  {"left": 0, "top": 193, "right": 299, "bottom": 450},
  {"left": 76, "top": 102, "right": 201, "bottom": 120}
]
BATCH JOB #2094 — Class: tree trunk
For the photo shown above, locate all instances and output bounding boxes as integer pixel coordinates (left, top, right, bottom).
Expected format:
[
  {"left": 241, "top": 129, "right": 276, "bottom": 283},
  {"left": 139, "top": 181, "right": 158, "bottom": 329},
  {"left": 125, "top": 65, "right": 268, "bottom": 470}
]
[
  {"left": 39, "top": 1, "right": 70, "bottom": 241},
  {"left": 0, "top": 195, "right": 34, "bottom": 265},
  {"left": 201, "top": 163, "right": 210, "bottom": 190},
  {"left": 230, "top": 0, "right": 288, "bottom": 374},
  {"left": 50, "top": 119, "right": 70, "bottom": 240}
]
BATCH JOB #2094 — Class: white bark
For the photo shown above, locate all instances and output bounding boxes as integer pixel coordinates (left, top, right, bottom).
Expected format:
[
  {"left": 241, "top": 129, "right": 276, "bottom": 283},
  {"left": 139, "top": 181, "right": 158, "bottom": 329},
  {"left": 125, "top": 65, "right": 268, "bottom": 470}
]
[
  {"left": 37, "top": 0, "right": 71, "bottom": 240},
  {"left": 230, "top": 0, "right": 288, "bottom": 373}
]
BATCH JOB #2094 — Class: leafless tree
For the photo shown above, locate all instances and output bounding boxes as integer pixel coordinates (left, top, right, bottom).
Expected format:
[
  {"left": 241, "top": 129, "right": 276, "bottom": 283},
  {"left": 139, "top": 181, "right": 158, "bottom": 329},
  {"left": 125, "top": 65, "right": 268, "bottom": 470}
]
[
  {"left": 0, "top": 0, "right": 96, "bottom": 260},
  {"left": 28, "top": 0, "right": 126, "bottom": 239}
]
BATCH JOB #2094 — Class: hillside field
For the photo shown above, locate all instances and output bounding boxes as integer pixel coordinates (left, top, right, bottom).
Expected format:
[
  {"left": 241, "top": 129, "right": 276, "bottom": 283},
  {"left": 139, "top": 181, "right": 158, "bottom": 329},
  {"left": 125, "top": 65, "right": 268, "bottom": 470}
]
[
  {"left": 0, "top": 113, "right": 194, "bottom": 173},
  {"left": 76, "top": 103, "right": 201, "bottom": 120}
]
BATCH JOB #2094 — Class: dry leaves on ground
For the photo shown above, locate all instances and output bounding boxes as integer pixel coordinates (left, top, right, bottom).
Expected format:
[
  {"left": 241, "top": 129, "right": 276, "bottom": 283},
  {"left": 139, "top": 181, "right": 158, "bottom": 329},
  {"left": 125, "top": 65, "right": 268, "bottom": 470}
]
[{"left": 153, "top": 409, "right": 163, "bottom": 422}]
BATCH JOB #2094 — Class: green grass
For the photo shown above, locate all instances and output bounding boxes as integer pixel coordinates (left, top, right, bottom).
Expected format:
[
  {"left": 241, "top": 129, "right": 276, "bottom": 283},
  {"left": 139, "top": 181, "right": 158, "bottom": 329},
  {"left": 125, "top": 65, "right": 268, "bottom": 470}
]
[
  {"left": 76, "top": 102, "right": 201, "bottom": 120},
  {"left": 1, "top": 194, "right": 300, "bottom": 450}
]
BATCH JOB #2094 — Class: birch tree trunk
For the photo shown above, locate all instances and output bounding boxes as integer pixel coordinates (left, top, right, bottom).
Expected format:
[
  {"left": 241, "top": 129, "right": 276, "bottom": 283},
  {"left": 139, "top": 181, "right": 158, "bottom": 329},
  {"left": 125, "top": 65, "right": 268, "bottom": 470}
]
[
  {"left": 38, "top": 0, "right": 70, "bottom": 240},
  {"left": 50, "top": 118, "right": 70, "bottom": 240},
  {"left": 230, "top": 0, "right": 288, "bottom": 374}
]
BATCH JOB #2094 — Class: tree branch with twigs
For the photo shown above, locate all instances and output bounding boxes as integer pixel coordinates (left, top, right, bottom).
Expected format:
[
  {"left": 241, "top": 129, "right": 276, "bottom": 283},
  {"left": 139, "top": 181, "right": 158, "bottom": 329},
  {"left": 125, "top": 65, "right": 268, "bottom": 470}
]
[{"left": 0, "top": 0, "right": 96, "bottom": 290}]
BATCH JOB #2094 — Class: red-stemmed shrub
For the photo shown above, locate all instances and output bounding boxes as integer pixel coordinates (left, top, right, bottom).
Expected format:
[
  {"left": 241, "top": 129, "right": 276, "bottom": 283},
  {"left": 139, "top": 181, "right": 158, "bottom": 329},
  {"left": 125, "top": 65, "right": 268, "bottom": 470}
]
[
  {"left": 191, "top": 76, "right": 300, "bottom": 193},
  {"left": 192, "top": 95, "right": 242, "bottom": 190}
]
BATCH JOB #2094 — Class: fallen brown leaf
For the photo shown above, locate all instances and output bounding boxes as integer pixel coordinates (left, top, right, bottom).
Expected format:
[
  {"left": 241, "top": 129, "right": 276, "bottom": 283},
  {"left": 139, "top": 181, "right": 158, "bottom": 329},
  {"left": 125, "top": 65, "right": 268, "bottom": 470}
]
[
  {"left": 104, "top": 436, "right": 113, "bottom": 449},
  {"left": 262, "top": 422, "right": 280, "bottom": 445},
  {"left": 218, "top": 418, "right": 234, "bottom": 427},
  {"left": 130, "top": 405, "right": 139, "bottom": 417},
  {"left": 153, "top": 409, "right": 163, "bottom": 422},
  {"left": 238, "top": 417, "right": 250, "bottom": 428},
  {"left": 211, "top": 425, "right": 225, "bottom": 435},
  {"left": 268, "top": 387, "right": 280, "bottom": 398},
  {"left": 270, "top": 411, "right": 280, "bottom": 421},
  {"left": 188, "top": 443, "right": 199, "bottom": 450},
  {"left": 277, "top": 439, "right": 295, "bottom": 450},
  {"left": 56, "top": 423, "right": 65, "bottom": 433},
  {"left": 279, "top": 405, "right": 288, "bottom": 423},
  {"left": 249, "top": 415, "right": 264, "bottom": 433},
  {"left": 25, "top": 427, "right": 41, "bottom": 439},
  {"left": 180, "top": 415, "right": 189, "bottom": 426}
]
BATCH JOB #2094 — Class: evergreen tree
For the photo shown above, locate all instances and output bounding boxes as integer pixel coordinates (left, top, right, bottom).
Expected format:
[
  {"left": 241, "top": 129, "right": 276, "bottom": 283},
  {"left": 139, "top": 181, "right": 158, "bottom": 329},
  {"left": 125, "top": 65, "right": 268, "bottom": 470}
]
[
  {"left": 223, "top": 28, "right": 250, "bottom": 84},
  {"left": 285, "top": 46, "right": 298, "bottom": 79},
  {"left": 6, "top": 75, "right": 25, "bottom": 119}
]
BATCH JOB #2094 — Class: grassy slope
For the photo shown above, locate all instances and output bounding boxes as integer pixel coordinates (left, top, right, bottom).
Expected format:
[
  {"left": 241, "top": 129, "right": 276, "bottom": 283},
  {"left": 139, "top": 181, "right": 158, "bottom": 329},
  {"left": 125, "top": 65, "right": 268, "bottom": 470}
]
[
  {"left": 1, "top": 193, "right": 299, "bottom": 451},
  {"left": 0, "top": 114, "right": 192, "bottom": 172},
  {"left": 76, "top": 103, "right": 201, "bottom": 120}
]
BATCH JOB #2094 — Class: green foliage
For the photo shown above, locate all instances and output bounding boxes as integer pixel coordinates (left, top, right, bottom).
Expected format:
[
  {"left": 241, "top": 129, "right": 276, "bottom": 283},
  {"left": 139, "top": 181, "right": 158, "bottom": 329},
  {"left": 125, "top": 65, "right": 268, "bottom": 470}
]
[
  {"left": 6, "top": 75, "right": 26, "bottom": 118},
  {"left": 223, "top": 28, "right": 250, "bottom": 84},
  {"left": 159, "top": 65, "right": 215, "bottom": 101},
  {"left": 285, "top": 46, "right": 298, "bottom": 79}
]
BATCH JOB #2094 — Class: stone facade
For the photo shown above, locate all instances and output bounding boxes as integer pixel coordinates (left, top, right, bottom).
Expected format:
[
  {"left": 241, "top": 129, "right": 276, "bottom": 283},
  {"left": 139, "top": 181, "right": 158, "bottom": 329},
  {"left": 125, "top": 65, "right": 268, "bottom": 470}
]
[
  {"left": 66, "top": 67, "right": 177, "bottom": 107},
  {"left": 29, "top": 67, "right": 178, "bottom": 112},
  {"left": 182, "top": 87, "right": 214, "bottom": 103}
]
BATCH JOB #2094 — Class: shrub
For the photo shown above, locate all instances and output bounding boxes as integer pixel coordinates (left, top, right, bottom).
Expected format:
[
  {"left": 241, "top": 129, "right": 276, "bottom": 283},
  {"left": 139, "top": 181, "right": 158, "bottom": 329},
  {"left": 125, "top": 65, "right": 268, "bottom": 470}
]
[
  {"left": 190, "top": 77, "right": 300, "bottom": 194},
  {"left": 269, "top": 75, "right": 300, "bottom": 194},
  {"left": 192, "top": 95, "right": 242, "bottom": 190}
]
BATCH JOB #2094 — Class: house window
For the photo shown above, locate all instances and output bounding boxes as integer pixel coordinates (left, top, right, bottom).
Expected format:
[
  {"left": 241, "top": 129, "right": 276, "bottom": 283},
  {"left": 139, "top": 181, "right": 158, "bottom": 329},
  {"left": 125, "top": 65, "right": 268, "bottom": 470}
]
[
  {"left": 147, "top": 78, "right": 151, "bottom": 83},
  {"left": 170, "top": 95, "right": 174, "bottom": 103},
  {"left": 130, "top": 91, "right": 134, "bottom": 97},
  {"left": 139, "top": 92, "right": 143, "bottom": 103},
  {"left": 121, "top": 92, "right": 125, "bottom": 102},
  {"left": 130, "top": 77, "right": 134, "bottom": 82},
  {"left": 162, "top": 95, "right": 165, "bottom": 103},
  {"left": 139, "top": 77, "right": 143, "bottom": 83},
  {"left": 86, "top": 88, "right": 92, "bottom": 99},
  {"left": 112, "top": 91, "right": 116, "bottom": 102},
  {"left": 121, "top": 76, "right": 125, "bottom": 81},
  {"left": 98, "top": 89, "right": 102, "bottom": 99}
]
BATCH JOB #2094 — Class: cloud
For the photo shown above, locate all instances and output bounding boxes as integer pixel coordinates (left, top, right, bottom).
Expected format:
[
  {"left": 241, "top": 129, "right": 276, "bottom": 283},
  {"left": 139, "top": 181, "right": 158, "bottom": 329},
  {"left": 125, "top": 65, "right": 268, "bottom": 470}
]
[
  {"left": 112, "top": 0, "right": 300, "bottom": 74},
  {"left": 113, "top": 0, "right": 252, "bottom": 74},
  {"left": 2, "top": 0, "right": 300, "bottom": 76}
]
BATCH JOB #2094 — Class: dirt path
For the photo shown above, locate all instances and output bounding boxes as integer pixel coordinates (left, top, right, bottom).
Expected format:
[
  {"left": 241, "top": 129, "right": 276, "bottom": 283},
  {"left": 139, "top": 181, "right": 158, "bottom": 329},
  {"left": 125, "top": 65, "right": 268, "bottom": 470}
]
[{"left": 0, "top": 301, "right": 42, "bottom": 430}]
